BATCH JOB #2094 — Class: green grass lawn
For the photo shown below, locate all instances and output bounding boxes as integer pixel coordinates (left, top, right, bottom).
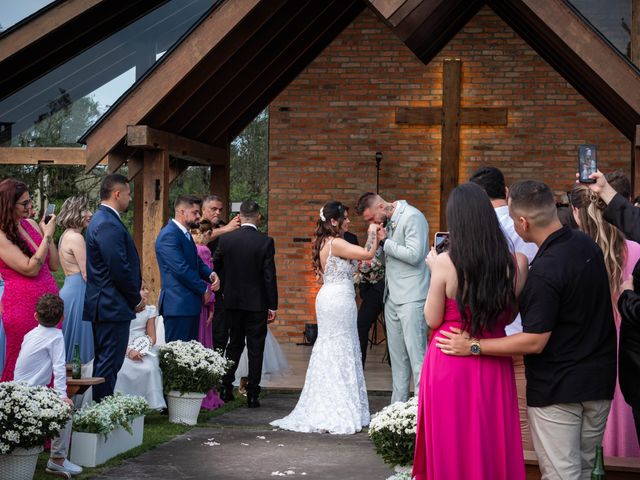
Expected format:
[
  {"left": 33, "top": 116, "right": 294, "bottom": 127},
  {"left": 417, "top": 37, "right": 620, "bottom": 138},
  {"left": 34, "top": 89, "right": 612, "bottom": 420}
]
[{"left": 33, "top": 396, "right": 246, "bottom": 480}]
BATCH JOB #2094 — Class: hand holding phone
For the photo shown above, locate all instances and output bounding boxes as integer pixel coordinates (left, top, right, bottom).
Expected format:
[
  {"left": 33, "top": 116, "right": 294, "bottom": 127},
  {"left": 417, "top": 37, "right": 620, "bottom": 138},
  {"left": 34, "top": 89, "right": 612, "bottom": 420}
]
[
  {"left": 44, "top": 203, "right": 56, "bottom": 224},
  {"left": 578, "top": 144, "right": 597, "bottom": 184}
]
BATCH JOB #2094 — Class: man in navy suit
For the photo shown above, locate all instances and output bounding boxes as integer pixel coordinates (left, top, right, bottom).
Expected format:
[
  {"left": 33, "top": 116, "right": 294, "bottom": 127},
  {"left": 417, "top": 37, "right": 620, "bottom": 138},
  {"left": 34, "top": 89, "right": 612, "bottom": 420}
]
[
  {"left": 84, "top": 174, "right": 143, "bottom": 403},
  {"left": 214, "top": 201, "right": 278, "bottom": 408},
  {"left": 155, "top": 195, "right": 220, "bottom": 342}
]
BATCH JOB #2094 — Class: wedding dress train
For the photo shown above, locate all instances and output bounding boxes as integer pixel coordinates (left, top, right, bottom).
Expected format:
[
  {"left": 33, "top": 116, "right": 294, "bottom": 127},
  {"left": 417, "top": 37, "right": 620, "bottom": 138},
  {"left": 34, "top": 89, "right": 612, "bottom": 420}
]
[{"left": 271, "top": 243, "right": 369, "bottom": 434}]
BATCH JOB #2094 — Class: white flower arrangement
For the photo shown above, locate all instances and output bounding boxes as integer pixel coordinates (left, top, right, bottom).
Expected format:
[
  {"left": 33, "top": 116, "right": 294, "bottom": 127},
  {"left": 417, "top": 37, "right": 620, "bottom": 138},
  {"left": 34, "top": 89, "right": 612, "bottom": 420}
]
[
  {"left": 159, "top": 340, "right": 232, "bottom": 394},
  {"left": 0, "top": 382, "right": 72, "bottom": 454},
  {"left": 73, "top": 394, "right": 148, "bottom": 437},
  {"left": 368, "top": 397, "right": 418, "bottom": 467}
]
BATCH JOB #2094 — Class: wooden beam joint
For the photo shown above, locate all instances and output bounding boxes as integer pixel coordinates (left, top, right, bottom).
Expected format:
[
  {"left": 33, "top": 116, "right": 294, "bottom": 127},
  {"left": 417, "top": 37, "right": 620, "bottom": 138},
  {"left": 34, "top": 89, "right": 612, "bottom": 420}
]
[{"left": 126, "top": 125, "right": 226, "bottom": 166}]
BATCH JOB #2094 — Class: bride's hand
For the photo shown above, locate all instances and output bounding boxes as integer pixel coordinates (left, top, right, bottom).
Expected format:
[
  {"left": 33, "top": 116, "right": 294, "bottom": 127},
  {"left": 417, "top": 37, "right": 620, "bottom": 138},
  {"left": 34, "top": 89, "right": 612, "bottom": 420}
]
[{"left": 367, "top": 223, "right": 378, "bottom": 236}]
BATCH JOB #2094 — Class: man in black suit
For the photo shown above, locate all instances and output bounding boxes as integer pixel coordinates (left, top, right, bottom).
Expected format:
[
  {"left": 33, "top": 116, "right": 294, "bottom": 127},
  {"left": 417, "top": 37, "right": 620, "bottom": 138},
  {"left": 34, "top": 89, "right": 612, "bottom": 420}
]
[
  {"left": 84, "top": 174, "right": 143, "bottom": 402},
  {"left": 214, "top": 201, "right": 278, "bottom": 408}
]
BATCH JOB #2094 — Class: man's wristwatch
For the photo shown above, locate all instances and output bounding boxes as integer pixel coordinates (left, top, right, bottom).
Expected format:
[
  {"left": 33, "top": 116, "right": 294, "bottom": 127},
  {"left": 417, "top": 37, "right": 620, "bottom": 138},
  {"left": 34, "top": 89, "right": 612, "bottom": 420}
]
[
  {"left": 379, "top": 238, "right": 387, "bottom": 249},
  {"left": 470, "top": 339, "right": 481, "bottom": 356}
]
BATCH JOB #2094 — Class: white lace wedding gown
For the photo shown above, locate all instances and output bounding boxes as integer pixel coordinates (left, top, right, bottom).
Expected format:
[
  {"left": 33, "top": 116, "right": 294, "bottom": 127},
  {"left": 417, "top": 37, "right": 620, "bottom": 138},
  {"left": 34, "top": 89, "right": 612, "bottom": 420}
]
[{"left": 270, "top": 242, "right": 369, "bottom": 434}]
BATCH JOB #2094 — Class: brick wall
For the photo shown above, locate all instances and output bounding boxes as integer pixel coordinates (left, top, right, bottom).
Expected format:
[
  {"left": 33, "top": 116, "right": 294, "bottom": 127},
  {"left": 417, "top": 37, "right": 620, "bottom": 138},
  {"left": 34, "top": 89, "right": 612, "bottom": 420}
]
[{"left": 267, "top": 6, "right": 630, "bottom": 342}]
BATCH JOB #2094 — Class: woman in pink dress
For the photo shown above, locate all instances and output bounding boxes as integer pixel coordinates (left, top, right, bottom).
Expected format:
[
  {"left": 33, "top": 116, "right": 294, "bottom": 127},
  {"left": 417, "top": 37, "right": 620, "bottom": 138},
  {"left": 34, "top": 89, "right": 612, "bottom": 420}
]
[
  {"left": 571, "top": 184, "right": 640, "bottom": 457},
  {"left": 413, "top": 183, "right": 528, "bottom": 480},
  {"left": 0, "top": 179, "right": 59, "bottom": 381},
  {"left": 192, "top": 219, "right": 223, "bottom": 410}
]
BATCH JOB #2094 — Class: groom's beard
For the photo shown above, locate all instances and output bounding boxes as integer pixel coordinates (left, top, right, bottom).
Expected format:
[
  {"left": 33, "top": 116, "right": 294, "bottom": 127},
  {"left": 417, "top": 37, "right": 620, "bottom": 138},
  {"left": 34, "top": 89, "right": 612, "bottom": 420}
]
[{"left": 187, "top": 220, "right": 200, "bottom": 229}]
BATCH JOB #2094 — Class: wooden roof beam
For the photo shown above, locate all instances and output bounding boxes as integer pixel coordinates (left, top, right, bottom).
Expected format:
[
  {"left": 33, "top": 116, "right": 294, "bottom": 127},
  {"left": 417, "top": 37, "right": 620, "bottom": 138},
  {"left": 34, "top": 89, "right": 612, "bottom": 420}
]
[
  {"left": 83, "top": 0, "right": 261, "bottom": 172},
  {"left": 204, "top": 0, "right": 365, "bottom": 143},
  {"left": 489, "top": 0, "right": 640, "bottom": 140},
  {"left": 0, "top": 147, "right": 90, "bottom": 165},
  {"left": 126, "top": 125, "right": 226, "bottom": 166},
  {"left": 182, "top": 0, "right": 337, "bottom": 138},
  {"left": 365, "top": 0, "right": 485, "bottom": 64},
  {"left": 0, "top": 0, "right": 103, "bottom": 63}
]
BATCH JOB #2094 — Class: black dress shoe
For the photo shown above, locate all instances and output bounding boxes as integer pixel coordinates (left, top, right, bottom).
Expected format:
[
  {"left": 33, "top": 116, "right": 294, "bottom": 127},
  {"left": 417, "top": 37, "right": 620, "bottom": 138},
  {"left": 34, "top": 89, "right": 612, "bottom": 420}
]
[
  {"left": 247, "top": 395, "right": 260, "bottom": 408},
  {"left": 219, "top": 386, "right": 235, "bottom": 402}
]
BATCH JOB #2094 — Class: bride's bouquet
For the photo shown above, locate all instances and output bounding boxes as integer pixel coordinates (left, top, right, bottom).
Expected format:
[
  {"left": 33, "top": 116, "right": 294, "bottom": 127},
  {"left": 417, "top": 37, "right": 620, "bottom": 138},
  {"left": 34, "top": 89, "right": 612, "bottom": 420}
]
[{"left": 353, "top": 256, "right": 385, "bottom": 284}]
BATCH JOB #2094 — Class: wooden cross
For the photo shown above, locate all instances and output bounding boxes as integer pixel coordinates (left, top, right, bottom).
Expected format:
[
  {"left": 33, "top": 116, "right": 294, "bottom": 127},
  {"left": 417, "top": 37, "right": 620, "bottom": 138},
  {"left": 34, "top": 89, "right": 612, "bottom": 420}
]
[{"left": 395, "top": 59, "right": 508, "bottom": 229}]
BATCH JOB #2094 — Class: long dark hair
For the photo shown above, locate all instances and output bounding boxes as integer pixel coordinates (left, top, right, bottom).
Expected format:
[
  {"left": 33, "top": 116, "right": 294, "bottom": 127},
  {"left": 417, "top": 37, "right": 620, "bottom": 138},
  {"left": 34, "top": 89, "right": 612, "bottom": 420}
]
[
  {"left": 312, "top": 201, "right": 346, "bottom": 275},
  {"left": 0, "top": 178, "right": 32, "bottom": 257},
  {"left": 447, "top": 183, "right": 516, "bottom": 337}
]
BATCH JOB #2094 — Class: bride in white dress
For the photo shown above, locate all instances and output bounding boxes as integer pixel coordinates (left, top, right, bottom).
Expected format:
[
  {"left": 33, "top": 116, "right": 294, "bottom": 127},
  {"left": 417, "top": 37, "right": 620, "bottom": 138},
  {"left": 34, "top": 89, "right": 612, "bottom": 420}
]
[{"left": 271, "top": 201, "right": 381, "bottom": 434}]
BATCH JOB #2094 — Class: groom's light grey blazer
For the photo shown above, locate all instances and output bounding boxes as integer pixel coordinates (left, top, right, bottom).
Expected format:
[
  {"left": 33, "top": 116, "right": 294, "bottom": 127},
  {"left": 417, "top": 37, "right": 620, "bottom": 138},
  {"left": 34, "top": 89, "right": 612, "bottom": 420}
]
[{"left": 383, "top": 200, "right": 430, "bottom": 304}]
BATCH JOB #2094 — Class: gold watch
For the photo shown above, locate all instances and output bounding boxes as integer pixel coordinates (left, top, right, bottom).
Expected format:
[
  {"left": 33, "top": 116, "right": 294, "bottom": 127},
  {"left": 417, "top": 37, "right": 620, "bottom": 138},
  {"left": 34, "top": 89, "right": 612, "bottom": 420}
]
[{"left": 470, "top": 339, "right": 481, "bottom": 356}]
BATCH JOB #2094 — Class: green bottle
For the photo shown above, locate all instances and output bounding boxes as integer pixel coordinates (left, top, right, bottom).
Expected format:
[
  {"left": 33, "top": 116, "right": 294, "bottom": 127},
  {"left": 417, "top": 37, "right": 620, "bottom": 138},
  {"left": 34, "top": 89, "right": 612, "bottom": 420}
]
[
  {"left": 591, "top": 445, "right": 606, "bottom": 480},
  {"left": 71, "top": 344, "right": 82, "bottom": 380}
]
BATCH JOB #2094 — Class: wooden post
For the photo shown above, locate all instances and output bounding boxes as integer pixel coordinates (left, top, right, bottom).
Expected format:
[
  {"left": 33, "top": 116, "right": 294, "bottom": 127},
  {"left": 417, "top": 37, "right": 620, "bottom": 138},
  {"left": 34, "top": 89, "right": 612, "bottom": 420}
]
[
  {"left": 210, "top": 143, "right": 231, "bottom": 220},
  {"left": 632, "top": 0, "right": 640, "bottom": 67},
  {"left": 439, "top": 59, "right": 461, "bottom": 230},
  {"left": 634, "top": 125, "right": 640, "bottom": 197},
  {"left": 140, "top": 150, "right": 170, "bottom": 305}
]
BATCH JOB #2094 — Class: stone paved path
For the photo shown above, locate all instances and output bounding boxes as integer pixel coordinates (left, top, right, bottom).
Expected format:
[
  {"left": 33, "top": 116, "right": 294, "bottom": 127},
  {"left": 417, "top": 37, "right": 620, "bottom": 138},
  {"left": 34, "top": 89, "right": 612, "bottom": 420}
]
[{"left": 92, "top": 392, "right": 395, "bottom": 479}]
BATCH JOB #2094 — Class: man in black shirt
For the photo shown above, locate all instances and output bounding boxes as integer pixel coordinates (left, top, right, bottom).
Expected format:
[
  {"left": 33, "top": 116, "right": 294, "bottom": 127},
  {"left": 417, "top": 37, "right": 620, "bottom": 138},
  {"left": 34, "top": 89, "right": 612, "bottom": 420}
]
[{"left": 437, "top": 180, "right": 616, "bottom": 479}]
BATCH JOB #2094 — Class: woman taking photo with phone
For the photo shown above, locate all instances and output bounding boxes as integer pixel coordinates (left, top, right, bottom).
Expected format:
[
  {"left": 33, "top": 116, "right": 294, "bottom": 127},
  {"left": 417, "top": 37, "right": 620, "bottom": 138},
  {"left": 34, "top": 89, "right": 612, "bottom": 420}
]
[
  {"left": 0, "top": 178, "right": 59, "bottom": 380},
  {"left": 412, "top": 183, "right": 528, "bottom": 480},
  {"left": 58, "top": 196, "right": 93, "bottom": 366}
]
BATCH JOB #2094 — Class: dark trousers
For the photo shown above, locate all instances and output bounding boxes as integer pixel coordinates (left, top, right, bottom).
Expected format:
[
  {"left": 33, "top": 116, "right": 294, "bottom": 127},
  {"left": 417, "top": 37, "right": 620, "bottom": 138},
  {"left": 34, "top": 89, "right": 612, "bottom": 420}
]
[
  {"left": 634, "top": 406, "right": 640, "bottom": 447},
  {"left": 222, "top": 309, "right": 268, "bottom": 396},
  {"left": 164, "top": 315, "right": 199, "bottom": 342},
  {"left": 357, "top": 282, "right": 385, "bottom": 367},
  {"left": 92, "top": 321, "right": 131, "bottom": 402},
  {"left": 211, "top": 295, "right": 229, "bottom": 352}
]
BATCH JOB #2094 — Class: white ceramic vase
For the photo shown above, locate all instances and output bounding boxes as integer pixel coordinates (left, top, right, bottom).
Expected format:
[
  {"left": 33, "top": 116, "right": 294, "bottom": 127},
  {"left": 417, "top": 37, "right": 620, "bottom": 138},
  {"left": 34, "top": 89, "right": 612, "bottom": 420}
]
[{"left": 166, "top": 391, "right": 206, "bottom": 425}]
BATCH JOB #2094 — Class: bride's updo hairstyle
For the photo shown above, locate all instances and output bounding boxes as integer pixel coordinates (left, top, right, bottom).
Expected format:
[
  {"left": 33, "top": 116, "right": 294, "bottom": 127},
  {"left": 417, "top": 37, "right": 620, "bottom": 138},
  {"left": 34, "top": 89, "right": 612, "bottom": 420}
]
[{"left": 312, "top": 201, "right": 346, "bottom": 275}]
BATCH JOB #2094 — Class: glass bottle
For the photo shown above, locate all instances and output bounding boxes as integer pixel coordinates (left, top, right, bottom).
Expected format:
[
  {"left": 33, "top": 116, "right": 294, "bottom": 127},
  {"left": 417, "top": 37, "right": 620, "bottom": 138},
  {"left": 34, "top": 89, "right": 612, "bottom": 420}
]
[
  {"left": 71, "top": 343, "right": 82, "bottom": 380},
  {"left": 591, "top": 445, "right": 606, "bottom": 480}
]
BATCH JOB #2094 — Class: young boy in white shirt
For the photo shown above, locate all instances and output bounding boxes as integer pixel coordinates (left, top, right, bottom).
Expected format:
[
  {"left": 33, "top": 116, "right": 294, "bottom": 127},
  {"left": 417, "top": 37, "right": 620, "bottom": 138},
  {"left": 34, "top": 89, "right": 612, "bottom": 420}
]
[{"left": 14, "top": 294, "right": 83, "bottom": 477}]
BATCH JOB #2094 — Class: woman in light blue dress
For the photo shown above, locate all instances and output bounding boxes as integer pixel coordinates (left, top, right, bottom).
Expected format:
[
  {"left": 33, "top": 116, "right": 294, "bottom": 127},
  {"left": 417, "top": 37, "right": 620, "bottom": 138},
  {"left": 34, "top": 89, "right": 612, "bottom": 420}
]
[{"left": 57, "top": 196, "right": 94, "bottom": 363}]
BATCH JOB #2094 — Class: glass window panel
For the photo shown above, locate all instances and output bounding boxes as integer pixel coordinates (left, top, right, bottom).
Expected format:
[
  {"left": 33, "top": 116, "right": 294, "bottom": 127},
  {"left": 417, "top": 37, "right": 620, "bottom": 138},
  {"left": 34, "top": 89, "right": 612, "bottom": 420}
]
[
  {"left": 0, "top": 1, "right": 56, "bottom": 31},
  {"left": 0, "top": 0, "right": 214, "bottom": 147},
  {"left": 568, "top": 0, "right": 631, "bottom": 58}
]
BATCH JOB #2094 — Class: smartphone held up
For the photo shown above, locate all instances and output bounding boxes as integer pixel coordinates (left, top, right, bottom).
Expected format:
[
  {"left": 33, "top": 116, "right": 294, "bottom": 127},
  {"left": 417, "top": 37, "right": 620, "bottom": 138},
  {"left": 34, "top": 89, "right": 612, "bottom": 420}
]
[
  {"left": 434, "top": 232, "right": 449, "bottom": 254},
  {"left": 578, "top": 144, "right": 597, "bottom": 184},
  {"left": 44, "top": 203, "right": 56, "bottom": 224}
]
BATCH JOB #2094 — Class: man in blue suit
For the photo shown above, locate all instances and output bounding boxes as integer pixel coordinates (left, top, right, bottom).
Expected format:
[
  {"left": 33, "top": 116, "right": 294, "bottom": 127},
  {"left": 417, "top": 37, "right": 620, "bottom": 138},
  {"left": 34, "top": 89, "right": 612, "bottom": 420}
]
[
  {"left": 155, "top": 195, "right": 220, "bottom": 342},
  {"left": 84, "top": 174, "right": 143, "bottom": 403}
]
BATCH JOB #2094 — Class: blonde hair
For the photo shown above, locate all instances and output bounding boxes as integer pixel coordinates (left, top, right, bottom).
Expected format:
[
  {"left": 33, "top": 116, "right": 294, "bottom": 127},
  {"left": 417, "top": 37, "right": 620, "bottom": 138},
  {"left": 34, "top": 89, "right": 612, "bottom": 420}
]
[
  {"left": 570, "top": 185, "right": 626, "bottom": 296},
  {"left": 57, "top": 196, "right": 90, "bottom": 229}
]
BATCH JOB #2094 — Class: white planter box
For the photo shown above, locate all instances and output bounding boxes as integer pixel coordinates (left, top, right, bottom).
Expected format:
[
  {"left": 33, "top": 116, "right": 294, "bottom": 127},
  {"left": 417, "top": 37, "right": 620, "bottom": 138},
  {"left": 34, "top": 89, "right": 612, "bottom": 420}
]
[{"left": 70, "top": 415, "right": 144, "bottom": 467}]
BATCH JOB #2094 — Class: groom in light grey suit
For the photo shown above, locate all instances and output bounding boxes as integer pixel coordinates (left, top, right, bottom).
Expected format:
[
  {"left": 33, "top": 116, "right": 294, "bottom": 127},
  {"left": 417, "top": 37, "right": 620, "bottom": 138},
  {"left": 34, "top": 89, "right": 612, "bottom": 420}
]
[{"left": 356, "top": 193, "right": 429, "bottom": 403}]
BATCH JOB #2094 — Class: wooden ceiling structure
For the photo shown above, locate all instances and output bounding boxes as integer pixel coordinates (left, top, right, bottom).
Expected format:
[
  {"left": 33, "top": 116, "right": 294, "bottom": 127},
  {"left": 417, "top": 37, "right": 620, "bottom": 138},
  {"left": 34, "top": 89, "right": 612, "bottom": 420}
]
[{"left": 2, "top": 0, "right": 640, "bottom": 298}]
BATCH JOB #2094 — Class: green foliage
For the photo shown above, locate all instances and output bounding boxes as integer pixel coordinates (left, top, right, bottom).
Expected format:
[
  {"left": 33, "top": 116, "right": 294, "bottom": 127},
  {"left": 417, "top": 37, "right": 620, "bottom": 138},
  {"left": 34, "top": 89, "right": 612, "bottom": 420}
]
[{"left": 230, "top": 109, "right": 269, "bottom": 231}]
